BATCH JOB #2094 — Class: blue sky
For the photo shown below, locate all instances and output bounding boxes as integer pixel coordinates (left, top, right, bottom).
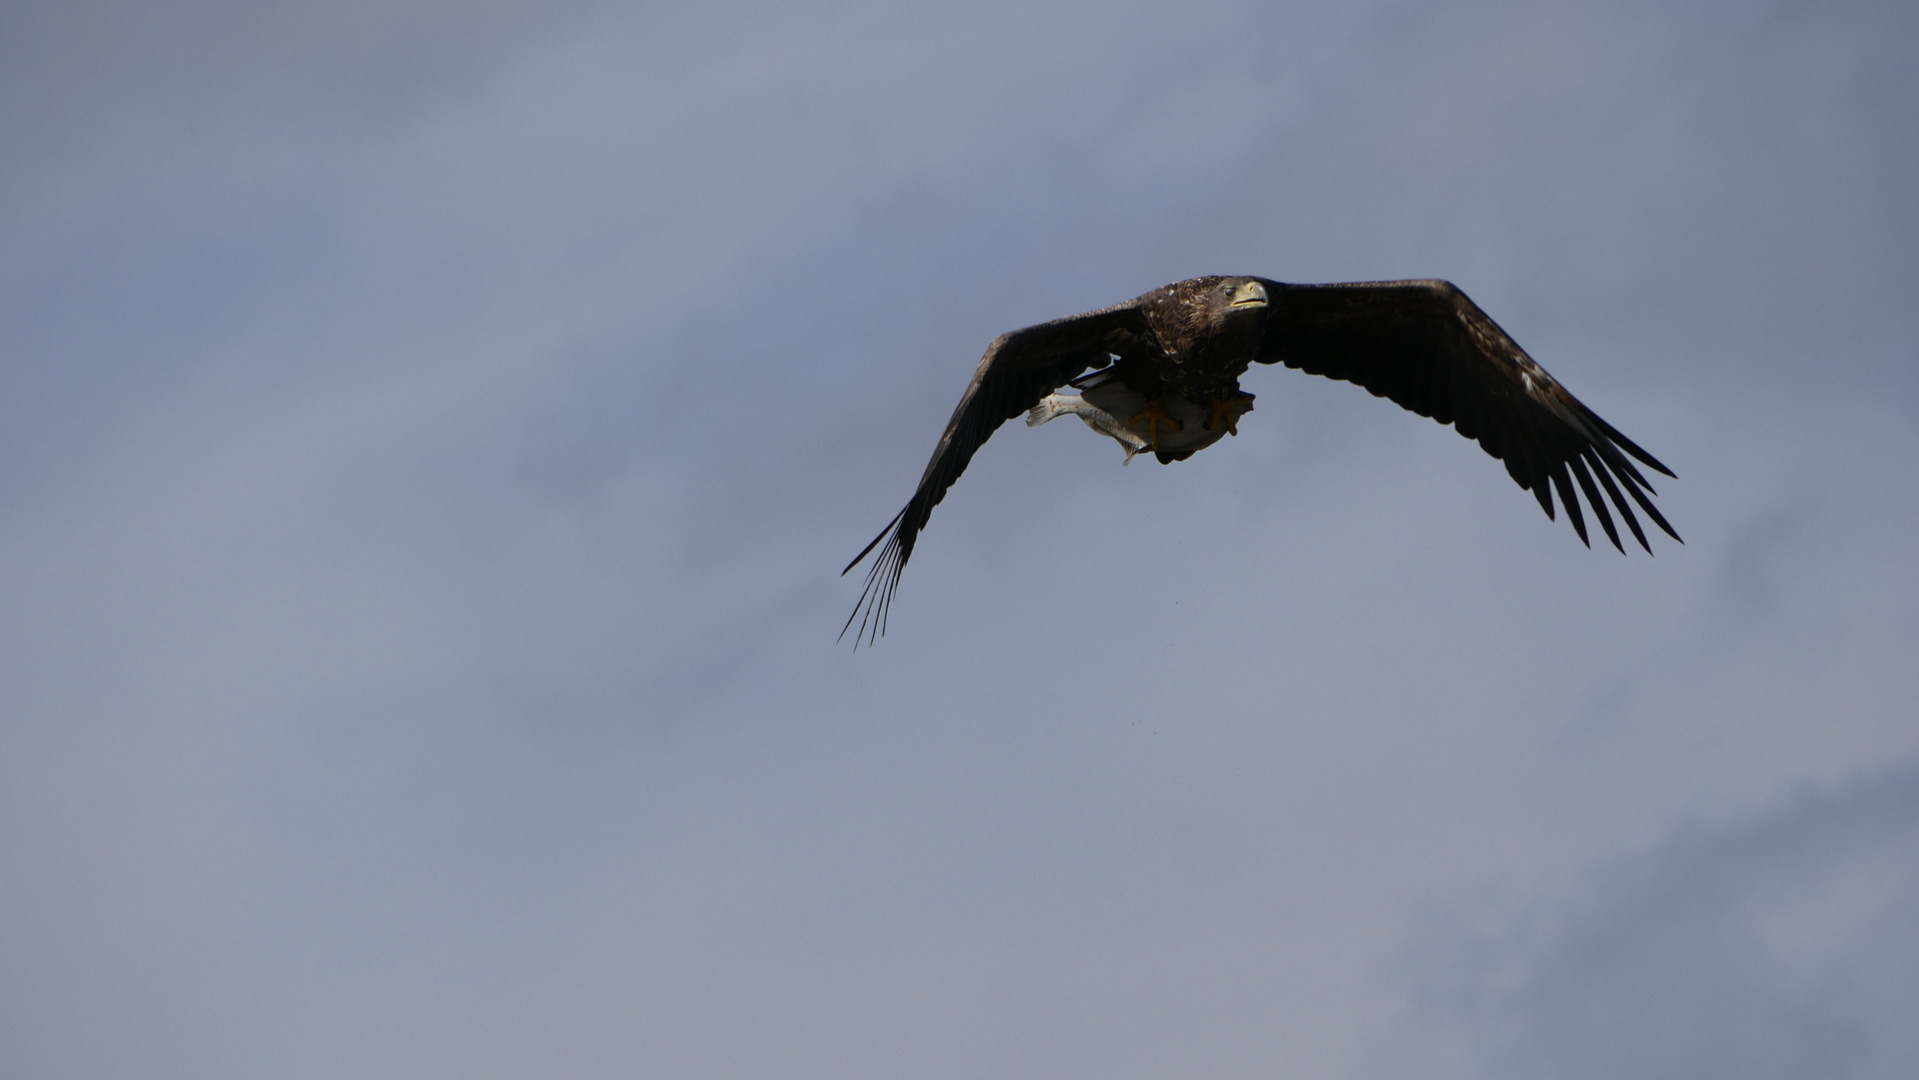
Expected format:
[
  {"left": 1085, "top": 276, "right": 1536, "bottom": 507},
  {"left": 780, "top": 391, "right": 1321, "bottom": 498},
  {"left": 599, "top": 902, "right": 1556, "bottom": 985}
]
[{"left": 3, "top": 2, "right": 1916, "bottom": 1077}]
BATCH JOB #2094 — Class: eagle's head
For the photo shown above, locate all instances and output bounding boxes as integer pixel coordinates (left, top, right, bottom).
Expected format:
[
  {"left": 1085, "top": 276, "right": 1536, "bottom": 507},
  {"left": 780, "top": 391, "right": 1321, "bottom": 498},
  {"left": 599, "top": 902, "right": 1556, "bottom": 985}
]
[
  {"left": 1227, "top": 278, "right": 1269, "bottom": 310},
  {"left": 1194, "top": 277, "right": 1269, "bottom": 330},
  {"left": 1191, "top": 277, "right": 1270, "bottom": 342},
  {"left": 1151, "top": 277, "right": 1273, "bottom": 368}
]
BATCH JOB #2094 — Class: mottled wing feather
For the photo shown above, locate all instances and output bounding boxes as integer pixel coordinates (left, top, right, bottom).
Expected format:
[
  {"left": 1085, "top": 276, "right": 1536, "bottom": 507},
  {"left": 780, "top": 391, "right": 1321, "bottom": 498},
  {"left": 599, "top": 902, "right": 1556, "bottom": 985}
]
[
  {"left": 1255, "top": 279, "right": 1679, "bottom": 551},
  {"left": 841, "top": 301, "right": 1154, "bottom": 644}
]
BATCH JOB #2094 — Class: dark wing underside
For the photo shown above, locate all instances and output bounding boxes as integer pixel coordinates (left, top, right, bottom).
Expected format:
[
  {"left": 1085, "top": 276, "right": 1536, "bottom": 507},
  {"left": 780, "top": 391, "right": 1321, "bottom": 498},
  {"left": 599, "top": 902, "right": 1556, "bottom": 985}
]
[
  {"left": 841, "top": 301, "right": 1154, "bottom": 644},
  {"left": 1255, "top": 278, "right": 1679, "bottom": 553}
]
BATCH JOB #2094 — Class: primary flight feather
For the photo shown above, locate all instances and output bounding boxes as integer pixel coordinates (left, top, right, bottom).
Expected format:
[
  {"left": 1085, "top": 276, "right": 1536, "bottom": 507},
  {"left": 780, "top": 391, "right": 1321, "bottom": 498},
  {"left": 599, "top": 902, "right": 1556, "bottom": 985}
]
[{"left": 843, "top": 276, "right": 1679, "bottom": 644}]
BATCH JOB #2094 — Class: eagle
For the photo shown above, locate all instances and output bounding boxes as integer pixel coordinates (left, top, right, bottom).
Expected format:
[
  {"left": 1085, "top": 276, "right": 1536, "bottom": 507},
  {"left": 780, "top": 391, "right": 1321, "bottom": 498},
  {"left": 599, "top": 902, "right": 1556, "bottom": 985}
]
[{"left": 843, "top": 276, "right": 1679, "bottom": 644}]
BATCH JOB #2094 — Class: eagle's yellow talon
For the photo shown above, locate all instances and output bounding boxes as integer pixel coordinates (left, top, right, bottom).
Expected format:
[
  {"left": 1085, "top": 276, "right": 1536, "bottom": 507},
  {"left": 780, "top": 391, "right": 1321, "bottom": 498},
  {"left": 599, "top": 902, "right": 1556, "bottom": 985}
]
[
  {"left": 1206, "top": 398, "right": 1237, "bottom": 435},
  {"left": 1128, "top": 400, "right": 1182, "bottom": 450},
  {"left": 1205, "top": 392, "right": 1254, "bottom": 435}
]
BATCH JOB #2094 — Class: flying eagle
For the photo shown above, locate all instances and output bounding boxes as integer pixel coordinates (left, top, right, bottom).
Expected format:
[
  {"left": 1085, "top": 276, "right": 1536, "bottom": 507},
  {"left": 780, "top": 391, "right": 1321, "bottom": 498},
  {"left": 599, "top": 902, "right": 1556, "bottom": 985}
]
[{"left": 843, "top": 277, "right": 1678, "bottom": 644}]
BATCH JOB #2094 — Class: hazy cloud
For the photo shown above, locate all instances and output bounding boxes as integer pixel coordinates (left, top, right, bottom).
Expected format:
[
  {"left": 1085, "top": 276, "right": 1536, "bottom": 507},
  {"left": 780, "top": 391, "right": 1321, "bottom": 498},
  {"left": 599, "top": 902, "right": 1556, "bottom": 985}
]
[
  {"left": 1, "top": 1, "right": 1913, "bottom": 1076},
  {"left": 1392, "top": 766, "right": 1919, "bottom": 1080}
]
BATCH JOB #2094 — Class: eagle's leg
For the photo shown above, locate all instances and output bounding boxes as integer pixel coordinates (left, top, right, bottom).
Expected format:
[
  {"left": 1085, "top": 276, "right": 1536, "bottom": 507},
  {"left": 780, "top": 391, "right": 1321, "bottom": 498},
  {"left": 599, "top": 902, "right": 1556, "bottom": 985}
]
[
  {"left": 1128, "top": 400, "right": 1182, "bottom": 451},
  {"left": 1205, "top": 391, "right": 1256, "bottom": 435}
]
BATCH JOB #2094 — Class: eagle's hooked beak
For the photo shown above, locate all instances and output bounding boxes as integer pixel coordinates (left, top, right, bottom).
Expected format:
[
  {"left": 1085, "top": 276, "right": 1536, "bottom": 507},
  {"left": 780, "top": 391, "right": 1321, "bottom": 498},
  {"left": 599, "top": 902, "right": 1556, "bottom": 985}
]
[{"left": 1229, "top": 280, "right": 1269, "bottom": 309}]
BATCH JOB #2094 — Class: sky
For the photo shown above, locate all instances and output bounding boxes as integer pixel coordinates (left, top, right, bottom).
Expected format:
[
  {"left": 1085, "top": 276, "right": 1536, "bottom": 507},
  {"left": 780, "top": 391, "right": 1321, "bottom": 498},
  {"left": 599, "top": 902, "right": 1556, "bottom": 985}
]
[{"left": 2, "top": 1, "right": 1916, "bottom": 1077}]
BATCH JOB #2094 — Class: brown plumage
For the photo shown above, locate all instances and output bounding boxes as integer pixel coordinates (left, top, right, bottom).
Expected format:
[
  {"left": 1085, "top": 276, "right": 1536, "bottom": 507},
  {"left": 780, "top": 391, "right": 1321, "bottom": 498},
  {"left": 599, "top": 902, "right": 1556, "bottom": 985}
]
[{"left": 842, "top": 276, "right": 1679, "bottom": 645}]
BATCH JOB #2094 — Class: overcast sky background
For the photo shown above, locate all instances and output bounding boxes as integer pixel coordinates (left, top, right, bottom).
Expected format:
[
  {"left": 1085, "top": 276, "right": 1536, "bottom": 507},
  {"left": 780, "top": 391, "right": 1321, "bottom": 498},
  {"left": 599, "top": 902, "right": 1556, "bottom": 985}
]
[{"left": 2, "top": 1, "right": 1916, "bottom": 1077}]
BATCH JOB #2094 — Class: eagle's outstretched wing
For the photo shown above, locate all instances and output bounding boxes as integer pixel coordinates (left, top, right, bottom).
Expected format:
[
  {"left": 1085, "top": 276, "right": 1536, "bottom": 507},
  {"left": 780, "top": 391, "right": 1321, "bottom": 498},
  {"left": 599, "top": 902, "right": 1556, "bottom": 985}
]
[
  {"left": 841, "top": 301, "right": 1154, "bottom": 645},
  {"left": 1256, "top": 279, "right": 1680, "bottom": 553}
]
